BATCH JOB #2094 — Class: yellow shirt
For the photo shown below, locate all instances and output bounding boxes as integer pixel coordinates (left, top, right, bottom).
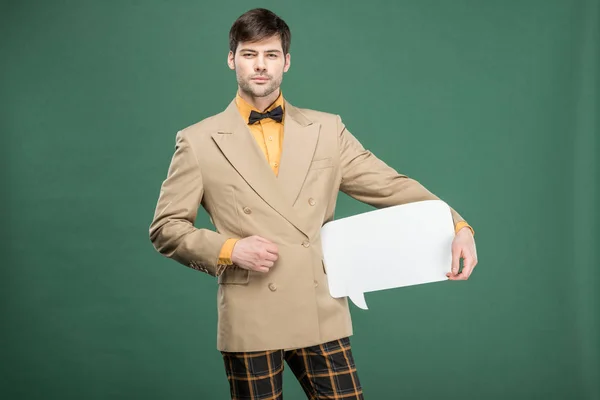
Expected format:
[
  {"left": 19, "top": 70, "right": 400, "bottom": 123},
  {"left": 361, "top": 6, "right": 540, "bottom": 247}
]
[{"left": 216, "top": 91, "right": 473, "bottom": 267}]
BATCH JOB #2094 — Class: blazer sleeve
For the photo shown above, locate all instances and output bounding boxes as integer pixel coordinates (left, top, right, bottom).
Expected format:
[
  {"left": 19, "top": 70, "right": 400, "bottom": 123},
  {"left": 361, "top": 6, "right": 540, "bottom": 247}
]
[
  {"left": 336, "top": 115, "right": 467, "bottom": 226},
  {"left": 149, "top": 130, "right": 229, "bottom": 276}
]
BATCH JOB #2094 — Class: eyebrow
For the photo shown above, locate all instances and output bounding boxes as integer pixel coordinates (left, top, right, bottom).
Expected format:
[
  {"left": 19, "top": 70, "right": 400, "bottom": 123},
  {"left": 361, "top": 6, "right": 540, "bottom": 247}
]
[{"left": 239, "top": 49, "right": 282, "bottom": 54}]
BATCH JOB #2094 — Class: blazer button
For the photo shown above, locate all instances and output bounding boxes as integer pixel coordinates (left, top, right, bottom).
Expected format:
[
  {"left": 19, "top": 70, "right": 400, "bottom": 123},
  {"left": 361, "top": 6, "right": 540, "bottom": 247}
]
[
  {"left": 243, "top": 207, "right": 252, "bottom": 214},
  {"left": 314, "top": 280, "right": 318, "bottom": 287},
  {"left": 268, "top": 283, "right": 277, "bottom": 292},
  {"left": 302, "top": 240, "right": 310, "bottom": 248},
  {"left": 308, "top": 198, "right": 316, "bottom": 206}
]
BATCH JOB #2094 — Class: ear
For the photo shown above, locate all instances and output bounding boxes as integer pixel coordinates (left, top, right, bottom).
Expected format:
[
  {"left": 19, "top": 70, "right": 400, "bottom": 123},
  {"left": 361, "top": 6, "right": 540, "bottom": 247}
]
[
  {"left": 227, "top": 51, "right": 235, "bottom": 70},
  {"left": 283, "top": 53, "right": 291, "bottom": 73}
]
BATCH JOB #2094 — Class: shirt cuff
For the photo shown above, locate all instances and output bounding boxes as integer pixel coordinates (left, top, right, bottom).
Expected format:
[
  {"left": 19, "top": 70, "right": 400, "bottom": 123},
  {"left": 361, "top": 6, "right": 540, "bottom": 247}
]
[
  {"left": 218, "top": 238, "right": 239, "bottom": 266},
  {"left": 455, "top": 221, "right": 474, "bottom": 236}
]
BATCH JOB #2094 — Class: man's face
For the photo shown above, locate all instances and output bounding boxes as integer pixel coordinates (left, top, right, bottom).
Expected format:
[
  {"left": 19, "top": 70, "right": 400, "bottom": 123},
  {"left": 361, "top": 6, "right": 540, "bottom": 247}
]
[{"left": 227, "top": 34, "right": 291, "bottom": 98}]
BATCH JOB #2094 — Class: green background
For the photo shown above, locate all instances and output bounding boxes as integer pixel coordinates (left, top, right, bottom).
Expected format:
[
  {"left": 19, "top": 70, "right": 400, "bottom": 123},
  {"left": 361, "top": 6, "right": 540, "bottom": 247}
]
[{"left": 2, "top": 0, "right": 598, "bottom": 399}]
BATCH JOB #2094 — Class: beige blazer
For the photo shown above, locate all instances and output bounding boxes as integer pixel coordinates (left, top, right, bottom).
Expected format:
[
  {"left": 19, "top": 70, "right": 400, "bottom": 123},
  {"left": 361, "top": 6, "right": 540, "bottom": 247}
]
[{"left": 149, "top": 99, "right": 466, "bottom": 352}]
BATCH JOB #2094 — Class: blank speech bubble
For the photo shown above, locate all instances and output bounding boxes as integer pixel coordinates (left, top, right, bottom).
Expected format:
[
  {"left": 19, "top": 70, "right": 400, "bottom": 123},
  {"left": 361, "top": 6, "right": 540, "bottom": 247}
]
[{"left": 320, "top": 200, "right": 455, "bottom": 310}]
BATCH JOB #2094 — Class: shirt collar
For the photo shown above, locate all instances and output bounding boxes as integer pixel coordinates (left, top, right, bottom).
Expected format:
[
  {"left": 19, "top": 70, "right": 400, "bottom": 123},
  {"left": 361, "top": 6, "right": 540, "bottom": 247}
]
[{"left": 235, "top": 90, "right": 285, "bottom": 125}]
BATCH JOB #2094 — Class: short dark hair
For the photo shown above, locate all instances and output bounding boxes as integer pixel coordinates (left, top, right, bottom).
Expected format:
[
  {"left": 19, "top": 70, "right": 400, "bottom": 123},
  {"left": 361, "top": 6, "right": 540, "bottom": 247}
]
[{"left": 229, "top": 8, "right": 291, "bottom": 55}]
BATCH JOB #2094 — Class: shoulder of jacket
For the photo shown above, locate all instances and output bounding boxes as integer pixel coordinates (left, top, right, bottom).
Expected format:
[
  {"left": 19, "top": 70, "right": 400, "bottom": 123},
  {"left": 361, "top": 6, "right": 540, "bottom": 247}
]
[
  {"left": 176, "top": 112, "right": 223, "bottom": 139},
  {"left": 291, "top": 106, "right": 339, "bottom": 123}
]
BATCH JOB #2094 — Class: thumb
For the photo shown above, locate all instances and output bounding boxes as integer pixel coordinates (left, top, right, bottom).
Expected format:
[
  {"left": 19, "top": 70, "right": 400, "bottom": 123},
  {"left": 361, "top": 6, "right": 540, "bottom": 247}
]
[{"left": 451, "top": 246, "right": 461, "bottom": 275}]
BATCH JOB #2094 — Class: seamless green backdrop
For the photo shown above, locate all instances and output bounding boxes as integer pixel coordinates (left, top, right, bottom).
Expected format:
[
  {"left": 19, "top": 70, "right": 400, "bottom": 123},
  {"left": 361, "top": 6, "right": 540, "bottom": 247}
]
[{"left": 1, "top": 0, "right": 598, "bottom": 399}]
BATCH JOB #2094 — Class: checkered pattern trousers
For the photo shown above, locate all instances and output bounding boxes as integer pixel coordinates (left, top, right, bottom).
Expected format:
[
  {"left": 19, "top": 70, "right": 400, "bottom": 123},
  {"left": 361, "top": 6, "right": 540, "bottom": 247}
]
[{"left": 221, "top": 337, "right": 364, "bottom": 399}]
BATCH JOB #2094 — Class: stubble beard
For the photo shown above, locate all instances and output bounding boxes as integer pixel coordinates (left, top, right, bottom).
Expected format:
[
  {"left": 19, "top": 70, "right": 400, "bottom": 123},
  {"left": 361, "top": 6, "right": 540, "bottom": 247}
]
[{"left": 238, "top": 73, "right": 282, "bottom": 98}]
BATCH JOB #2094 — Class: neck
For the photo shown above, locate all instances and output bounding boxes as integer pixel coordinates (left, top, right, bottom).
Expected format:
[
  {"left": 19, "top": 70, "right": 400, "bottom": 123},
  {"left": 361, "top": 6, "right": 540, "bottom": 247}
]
[{"left": 238, "top": 87, "right": 280, "bottom": 112}]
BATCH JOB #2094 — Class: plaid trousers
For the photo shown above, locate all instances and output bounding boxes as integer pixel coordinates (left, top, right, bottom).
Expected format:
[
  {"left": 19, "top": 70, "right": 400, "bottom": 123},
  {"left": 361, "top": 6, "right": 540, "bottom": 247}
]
[{"left": 221, "top": 337, "right": 364, "bottom": 400}]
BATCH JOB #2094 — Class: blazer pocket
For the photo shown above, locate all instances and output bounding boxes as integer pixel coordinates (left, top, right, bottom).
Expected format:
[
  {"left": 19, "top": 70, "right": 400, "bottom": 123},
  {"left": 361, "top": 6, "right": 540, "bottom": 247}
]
[
  {"left": 309, "top": 157, "right": 333, "bottom": 170},
  {"left": 218, "top": 266, "right": 250, "bottom": 285}
]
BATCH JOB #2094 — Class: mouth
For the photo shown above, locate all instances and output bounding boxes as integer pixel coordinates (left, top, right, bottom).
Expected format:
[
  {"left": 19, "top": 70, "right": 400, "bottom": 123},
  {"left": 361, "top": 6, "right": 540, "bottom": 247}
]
[{"left": 251, "top": 77, "right": 270, "bottom": 82}]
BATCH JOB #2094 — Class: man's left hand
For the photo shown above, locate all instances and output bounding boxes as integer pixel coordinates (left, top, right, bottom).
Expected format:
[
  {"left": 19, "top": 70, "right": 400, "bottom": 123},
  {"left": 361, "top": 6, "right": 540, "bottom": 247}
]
[{"left": 446, "top": 227, "right": 478, "bottom": 280}]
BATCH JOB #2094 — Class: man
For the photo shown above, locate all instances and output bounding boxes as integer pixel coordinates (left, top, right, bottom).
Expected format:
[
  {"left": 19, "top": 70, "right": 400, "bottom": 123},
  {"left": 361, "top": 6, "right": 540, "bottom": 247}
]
[{"left": 149, "top": 7, "right": 477, "bottom": 400}]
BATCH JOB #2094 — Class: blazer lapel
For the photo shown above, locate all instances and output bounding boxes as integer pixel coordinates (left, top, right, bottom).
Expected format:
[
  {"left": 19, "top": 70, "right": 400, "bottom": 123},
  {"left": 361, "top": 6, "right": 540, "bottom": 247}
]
[
  {"left": 277, "top": 101, "right": 320, "bottom": 207},
  {"left": 211, "top": 100, "right": 316, "bottom": 237}
]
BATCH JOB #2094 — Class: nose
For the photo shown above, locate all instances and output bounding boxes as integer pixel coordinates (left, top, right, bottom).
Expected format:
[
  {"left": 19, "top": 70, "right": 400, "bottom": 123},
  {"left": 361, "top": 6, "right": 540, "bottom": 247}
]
[{"left": 254, "top": 54, "right": 266, "bottom": 72}]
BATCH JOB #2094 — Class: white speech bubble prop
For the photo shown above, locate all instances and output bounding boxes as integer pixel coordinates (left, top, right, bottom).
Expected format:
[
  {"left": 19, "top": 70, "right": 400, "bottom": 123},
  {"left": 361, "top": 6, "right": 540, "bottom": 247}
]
[{"left": 320, "top": 200, "right": 455, "bottom": 310}]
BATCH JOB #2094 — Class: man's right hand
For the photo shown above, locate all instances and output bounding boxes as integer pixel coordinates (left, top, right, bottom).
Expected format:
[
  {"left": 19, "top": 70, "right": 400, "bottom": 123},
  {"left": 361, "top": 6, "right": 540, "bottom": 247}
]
[{"left": 231, "top": 235, "right": 279, "bottom": 273}]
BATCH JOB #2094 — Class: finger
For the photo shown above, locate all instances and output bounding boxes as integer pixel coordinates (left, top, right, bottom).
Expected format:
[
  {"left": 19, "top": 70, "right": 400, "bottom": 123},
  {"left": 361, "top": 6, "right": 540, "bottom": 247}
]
[
  {"left": 451, "top": 245, "right": 461, "bottom": 275},
  {"left": 457, "top": 266, "right": 472, "bottom": 280},
  {"left": 254, "top": 265, "right": 269, "bottom": 273},
  {"left": 265, "top": 244, "right": 279, "bottom": 255},
  {"left": 261, "top": 260, "right": 274, "bottom": 268},
  {"left": 447, "top": 272, "right": 462, "bottom": 280},
  {"left": 264, "top": 252, "right": 278, "bottom": 262},
  {"left": 451, "top": 261, "right": 473, "bottom": 280},
  {"left": 242, "top": 263, "right": 268, "bottom": 273},
  {"left": 447, "top": 259, "right": 471, "bottom": 280},
  {"left": 458, "top": 254, "right": 475, "bottom": 279},
  {"left": 447, "top": 272, "right": 467, "bottom": 281},
  {"left": 255, "top": 236, "right": 274, "bottom": 244}
]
